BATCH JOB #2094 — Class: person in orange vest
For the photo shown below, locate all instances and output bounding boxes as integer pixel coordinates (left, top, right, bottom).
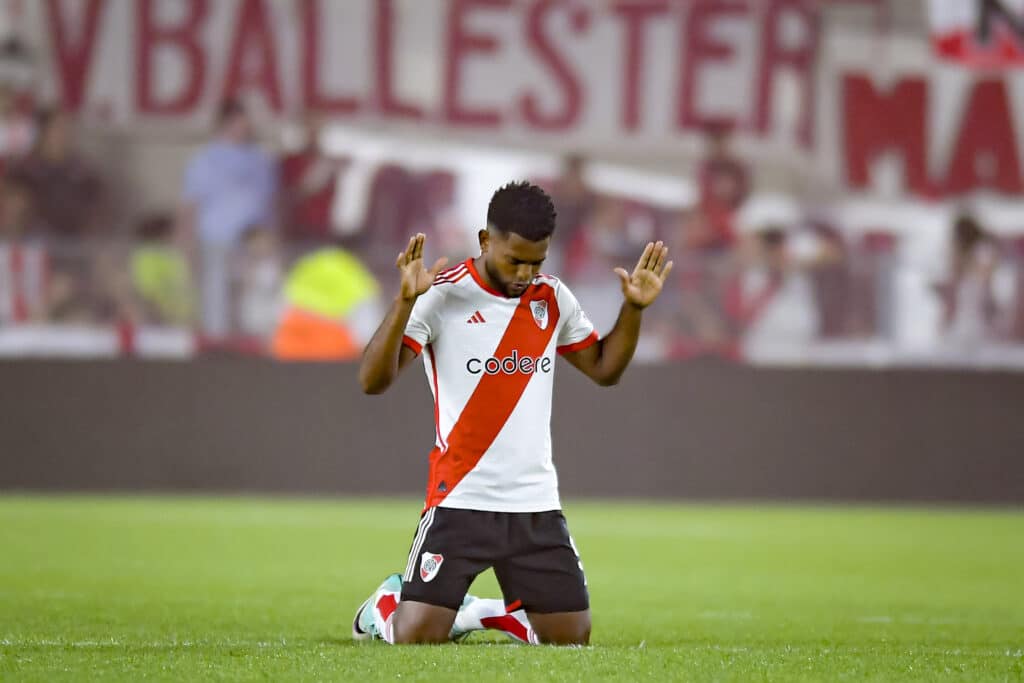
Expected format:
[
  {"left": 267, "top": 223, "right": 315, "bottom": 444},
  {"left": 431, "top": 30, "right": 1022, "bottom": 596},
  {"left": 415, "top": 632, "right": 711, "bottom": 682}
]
[{"left": 271, "top": 243, "right": 380, "bottom": 361}]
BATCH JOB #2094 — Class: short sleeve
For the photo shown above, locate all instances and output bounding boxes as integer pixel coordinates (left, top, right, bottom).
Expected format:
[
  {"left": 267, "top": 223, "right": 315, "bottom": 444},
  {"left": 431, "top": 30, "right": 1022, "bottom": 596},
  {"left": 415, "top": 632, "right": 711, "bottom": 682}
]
[
  {"left": 182, "top": 153, "right": 209, "bottom": 203},
  {"left": 402, "top": 287, "right": 444, "bottom": 355},
  {"left": 259, "top": 152, "right": 280, "bottom": 198},
  {"left": 556, "top": 281, "right": 598, "bottom": 354}
]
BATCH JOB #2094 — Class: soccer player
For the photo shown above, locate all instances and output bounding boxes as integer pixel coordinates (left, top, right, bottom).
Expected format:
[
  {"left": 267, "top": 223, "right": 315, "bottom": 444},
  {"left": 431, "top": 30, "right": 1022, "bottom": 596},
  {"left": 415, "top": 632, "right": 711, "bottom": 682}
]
[{"left": 353, "top": 181, "right": 672, "bottom": 645}]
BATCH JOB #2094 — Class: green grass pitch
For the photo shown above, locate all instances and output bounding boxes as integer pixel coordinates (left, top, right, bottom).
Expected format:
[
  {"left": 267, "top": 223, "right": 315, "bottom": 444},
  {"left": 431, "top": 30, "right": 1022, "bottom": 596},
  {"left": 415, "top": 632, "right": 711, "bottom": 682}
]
[{"left": 1, "top": 496, "right": 1022, "bottom": 681}]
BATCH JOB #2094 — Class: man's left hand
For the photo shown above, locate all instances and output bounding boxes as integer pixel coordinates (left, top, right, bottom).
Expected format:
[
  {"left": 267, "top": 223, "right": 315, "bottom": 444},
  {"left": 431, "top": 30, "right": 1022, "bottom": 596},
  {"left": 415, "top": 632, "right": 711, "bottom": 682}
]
[{"left": 614, "top": 241, "right": 673, "bottom": 310}]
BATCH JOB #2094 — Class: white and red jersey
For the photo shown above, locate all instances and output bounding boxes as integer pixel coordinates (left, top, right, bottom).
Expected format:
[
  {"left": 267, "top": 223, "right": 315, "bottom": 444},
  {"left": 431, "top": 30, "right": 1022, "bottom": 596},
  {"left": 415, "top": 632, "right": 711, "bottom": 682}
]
[{"left": 402, "top": 258, "right": 598, "bottom": 513}]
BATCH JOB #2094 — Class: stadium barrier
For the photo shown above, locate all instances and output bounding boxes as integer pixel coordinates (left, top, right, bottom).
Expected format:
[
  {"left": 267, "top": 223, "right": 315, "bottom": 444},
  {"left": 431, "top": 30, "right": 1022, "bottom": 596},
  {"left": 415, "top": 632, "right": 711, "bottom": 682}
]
[{"left": 1, "top": 360, "right": 1021, "bottom": 503}]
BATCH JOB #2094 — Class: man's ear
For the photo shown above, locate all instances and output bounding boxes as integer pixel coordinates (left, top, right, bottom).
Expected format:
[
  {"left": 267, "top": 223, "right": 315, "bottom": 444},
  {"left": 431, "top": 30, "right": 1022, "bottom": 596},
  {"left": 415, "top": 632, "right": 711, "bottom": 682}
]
[{"left": 478, "top": 228, "right": 490, "bottom": 254}]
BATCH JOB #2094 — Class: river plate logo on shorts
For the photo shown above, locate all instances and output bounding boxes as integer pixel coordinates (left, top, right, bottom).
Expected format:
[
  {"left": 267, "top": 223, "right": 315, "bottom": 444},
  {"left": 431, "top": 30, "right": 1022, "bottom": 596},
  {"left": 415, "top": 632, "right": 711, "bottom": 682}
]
[
  {"left": 530, "top": 300, "right": 548, "bottom": 330},
  {"left": 420, "top": 552, "right": 444, "bottom": 582}
]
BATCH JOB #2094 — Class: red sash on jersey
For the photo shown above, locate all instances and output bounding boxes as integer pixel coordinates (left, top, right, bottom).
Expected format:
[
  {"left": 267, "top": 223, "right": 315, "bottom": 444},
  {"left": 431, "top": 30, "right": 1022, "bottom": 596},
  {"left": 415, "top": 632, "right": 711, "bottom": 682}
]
[{"left": 424, "top": 282, "right": 560, "bottom": 508}]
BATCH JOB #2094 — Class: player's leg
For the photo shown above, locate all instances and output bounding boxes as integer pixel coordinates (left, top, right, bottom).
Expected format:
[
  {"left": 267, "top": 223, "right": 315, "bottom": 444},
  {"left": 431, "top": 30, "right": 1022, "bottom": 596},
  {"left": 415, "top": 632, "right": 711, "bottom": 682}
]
[
  {"left": 353, "top": 507, "right": 490, "bottom": 644},
  {"left": 450, "top": 596, "right": 541, "bottom": 644},
  {"left": 352, "top": 572, "right": 402, "bottom": 641},
  {"left": 397, "top": 508, "right": 499, "bottom": 643},
  {"left": 453, "top": 598, "right": 590, "bottom": 645},
  {"left": 492, "top": 511, "right": 591, "bottom": 645},
  {"left": 524, "top": 609, "right": 591, "bottom": 645},
  {"left": 353, "top": 578, "right": 475, "bottom": 643},
  {"left": 390, "top": 600, "right": 457, "bottom": 643}
]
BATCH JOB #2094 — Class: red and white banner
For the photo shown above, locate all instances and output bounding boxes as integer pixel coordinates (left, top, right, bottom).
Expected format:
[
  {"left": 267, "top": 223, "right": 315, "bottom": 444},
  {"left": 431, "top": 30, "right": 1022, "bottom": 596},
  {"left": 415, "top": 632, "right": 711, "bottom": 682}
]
[
  {"left": 9, "top": 0, "right": 1024, "bottom": 197},
  {"left": 22, "top": 1, "right": 820, "bottom": 143},
  {"left": 929, "top": 0, "right": 1024, "bottom": 67}
]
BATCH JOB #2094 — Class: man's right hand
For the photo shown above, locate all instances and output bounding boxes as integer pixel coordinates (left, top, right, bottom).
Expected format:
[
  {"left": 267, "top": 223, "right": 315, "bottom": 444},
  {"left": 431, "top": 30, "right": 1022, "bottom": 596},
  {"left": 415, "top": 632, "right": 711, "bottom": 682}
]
[{"left": 397, "top": 233, "right": 448, "bottom": 302}]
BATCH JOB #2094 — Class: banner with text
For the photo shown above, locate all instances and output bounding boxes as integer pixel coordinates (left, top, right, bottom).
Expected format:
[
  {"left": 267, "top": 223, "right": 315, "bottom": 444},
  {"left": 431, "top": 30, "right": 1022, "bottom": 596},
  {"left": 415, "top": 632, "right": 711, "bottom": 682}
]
[{"left": 14, "top": 0, "right": 1024, "bottom": 196}]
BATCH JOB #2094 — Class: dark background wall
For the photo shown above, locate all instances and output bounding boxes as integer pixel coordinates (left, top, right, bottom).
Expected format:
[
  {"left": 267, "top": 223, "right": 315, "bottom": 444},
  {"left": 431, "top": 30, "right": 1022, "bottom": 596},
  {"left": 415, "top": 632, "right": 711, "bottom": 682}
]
[{"left": 2, "top": 360, "right": 1022, "bottom": 503}]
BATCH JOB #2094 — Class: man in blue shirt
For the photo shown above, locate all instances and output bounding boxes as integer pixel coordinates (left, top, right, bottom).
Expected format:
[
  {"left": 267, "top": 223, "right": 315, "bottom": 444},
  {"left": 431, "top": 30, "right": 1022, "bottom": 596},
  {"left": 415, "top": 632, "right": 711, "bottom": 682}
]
[{"left": 180, "top": 100, "right": 278, "bottom": 337}]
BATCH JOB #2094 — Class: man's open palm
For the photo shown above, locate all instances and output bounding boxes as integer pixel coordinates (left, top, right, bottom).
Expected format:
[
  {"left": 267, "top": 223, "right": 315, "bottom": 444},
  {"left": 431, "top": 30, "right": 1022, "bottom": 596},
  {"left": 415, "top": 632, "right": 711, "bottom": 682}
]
[
  {"left": 614, "top": 241, "right": 673, "bottom": 309},
  {"left": 397, "top": 233, "right": 448, "bottom": 301}
]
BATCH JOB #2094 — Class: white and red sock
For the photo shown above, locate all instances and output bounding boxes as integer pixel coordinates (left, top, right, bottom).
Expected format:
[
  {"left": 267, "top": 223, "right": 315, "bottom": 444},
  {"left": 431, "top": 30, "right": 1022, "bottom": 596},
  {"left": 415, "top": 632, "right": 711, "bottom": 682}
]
[
  {"left": 373, "top": 592, "right": 539, "bottom": 645},
  {"left": 455, "top": 598, "right": 539, "bottom": 644}
]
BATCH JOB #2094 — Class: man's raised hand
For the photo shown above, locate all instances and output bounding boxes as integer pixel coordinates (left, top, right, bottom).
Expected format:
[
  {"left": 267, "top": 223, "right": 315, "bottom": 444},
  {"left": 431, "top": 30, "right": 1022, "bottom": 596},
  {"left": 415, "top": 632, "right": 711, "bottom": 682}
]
[
  {"left": 614, "top": 241, "right": 673, "bottom": 309},
  {"left": 397, "top": 233, "right": 448, "bottom": 302}
]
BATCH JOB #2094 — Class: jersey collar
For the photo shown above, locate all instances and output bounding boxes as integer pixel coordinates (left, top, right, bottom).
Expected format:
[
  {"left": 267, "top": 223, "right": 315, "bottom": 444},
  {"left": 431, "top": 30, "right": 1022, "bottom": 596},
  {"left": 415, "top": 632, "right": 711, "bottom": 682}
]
[{"left": 467, "top": 257, "right": 510, "bottom": 299}]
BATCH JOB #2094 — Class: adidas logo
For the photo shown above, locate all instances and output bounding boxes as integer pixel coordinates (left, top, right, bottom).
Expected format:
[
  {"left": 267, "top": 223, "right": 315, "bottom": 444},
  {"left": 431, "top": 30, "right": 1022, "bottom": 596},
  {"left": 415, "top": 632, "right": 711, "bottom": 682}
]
[{"left": 466, "top": 311, "right": 486, "bottom": 324}]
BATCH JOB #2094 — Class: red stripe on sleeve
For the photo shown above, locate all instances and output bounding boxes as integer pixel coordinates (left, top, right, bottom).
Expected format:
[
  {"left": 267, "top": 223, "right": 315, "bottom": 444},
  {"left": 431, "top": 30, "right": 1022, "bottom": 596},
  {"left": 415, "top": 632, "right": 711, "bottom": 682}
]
[
  {"left": 557, "top": 331, "right": 599, "bottom": 355},
  {"left": 402, "top": 335, "right": 423, "bottom": 355}
]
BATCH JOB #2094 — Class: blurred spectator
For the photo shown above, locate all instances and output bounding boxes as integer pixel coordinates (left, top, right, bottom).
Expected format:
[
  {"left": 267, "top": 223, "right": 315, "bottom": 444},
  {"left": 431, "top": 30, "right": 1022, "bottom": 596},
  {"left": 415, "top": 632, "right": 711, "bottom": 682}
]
[
  {"left": 565, "top": 196, "right": 630, "bottom": 330},
  {"left": 355, "top": 165, "right": 459, "bottom": 285},
  {"left": 932, "top": 213, "right": 999, "bottom": 346},
  {"left": 669, "top": 124, "right": 753, "bottom": 358},
  {"left": 271, "top": 241, "right": 379, "bottom": 361},
  {"left": 1011, "top": 238, "right": 1024, "bottom": 342},
  {"left": 848, "top": 230, "right": 899, "bottom": 339},
  {"left": 418, "top": 171, "right": 464, "bottom": 261},
  {"left": 670, "top": 221, "right": 741, "bottom": 357},
  {"left": 13, "top": 108, "right": 107, "bottom": 236},
  {"left": 699, "top": 124, "right": 749, "bottom": 207},
  {"left": 0, "top": 172, "right": 47, "bottom": 323},
  {"left": 739, "top": 225, "right": 842, "bottom": 351},
  {"left": 280, "top": 113, "right": 346, "bottom": 242},
  {"left": 548, "top": 154, "right": 597, "bottom": 273},
  {"left": 803, "top": 220, "right": 852, "bottom": 338},
  {"left": 92, "top": 242, "right": 137, "bottom": 329},
  {"left": 687, "top": 123, "right": 750, "bottom": 250},
  {"left": 571, "top": 197, "right": 629, "bottom": 279},
  {"left": 0, "top": 170, "right": 45, "bottom": 237},
  {"left": 130, "top": 213, "right": 193, "bottom": 326},
  {"left": 0, "top": 37, "right": 36, "bottom": 166},
  {"left": 234, "top": 225, "right": 283, "bottom": 340},
  {"left": 179, "top": 99, "right": 278, "bottom": 338},
  {"left": 0, "top": 169, "right": 105, "bottom": 326}
]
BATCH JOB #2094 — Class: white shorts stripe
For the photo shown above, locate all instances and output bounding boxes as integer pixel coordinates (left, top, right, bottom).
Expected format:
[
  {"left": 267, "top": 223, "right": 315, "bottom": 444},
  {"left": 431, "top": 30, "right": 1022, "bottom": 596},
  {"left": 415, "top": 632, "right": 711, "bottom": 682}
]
[{"left": 403, "top": 507, "right": 436, "bottom": 582}]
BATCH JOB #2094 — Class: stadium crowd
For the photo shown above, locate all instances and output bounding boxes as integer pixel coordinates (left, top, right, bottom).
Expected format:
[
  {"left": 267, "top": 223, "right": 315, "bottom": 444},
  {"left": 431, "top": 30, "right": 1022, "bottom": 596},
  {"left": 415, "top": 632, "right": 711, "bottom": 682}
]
[{"left": 2, "top": 90, "right": 1024, "bottom": 362}]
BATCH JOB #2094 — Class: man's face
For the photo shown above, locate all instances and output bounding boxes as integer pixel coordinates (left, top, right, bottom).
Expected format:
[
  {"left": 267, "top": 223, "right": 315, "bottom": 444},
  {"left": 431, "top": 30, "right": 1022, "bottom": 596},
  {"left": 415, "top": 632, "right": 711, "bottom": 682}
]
[
  {"left": 0, "top": 185, "right": 29, "bottom": 236},
  {"left": 44, "top": 113, "right": 72, "bottom": 154},
  {"left": 480, "top": 229, "right": 550, "bottom": 298},
  {"left": 223, "top": 112, "right": 253, "bottom": 143}
]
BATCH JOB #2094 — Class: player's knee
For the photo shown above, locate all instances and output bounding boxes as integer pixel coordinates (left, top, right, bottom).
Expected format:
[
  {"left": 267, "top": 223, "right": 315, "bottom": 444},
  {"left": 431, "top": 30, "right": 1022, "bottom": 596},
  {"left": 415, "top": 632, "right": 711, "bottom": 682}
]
[
  {"left": 391, "top": 627, "right": 449, "bottom": 644},
  {"left": 536, "top": 617, "right": 591, "bottom": 646},
  {"left": 391, "top": 617, "right": 452, "bottom": 644}
]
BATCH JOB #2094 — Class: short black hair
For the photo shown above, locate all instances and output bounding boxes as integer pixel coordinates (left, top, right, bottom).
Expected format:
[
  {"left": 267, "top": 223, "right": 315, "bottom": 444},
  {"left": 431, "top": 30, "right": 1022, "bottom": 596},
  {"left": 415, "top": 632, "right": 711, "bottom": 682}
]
[
  {"left": 487, "top": 181, "right": 557, "bottom": 242},
  {"left": 135, "top": 213, "right": 174, "bottom": 241},
  {"left": 953, "top": 213, "right": 986, "bottom": 251},
  {"left": 218, "top": 98, "right": 246, "bottom": 125}
]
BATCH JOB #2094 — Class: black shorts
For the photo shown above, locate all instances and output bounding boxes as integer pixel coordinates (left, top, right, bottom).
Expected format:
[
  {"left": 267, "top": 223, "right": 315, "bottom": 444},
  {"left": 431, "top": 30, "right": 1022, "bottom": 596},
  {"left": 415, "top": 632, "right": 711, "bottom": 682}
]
[{"left": 400, "top": 507, "right": 589, "bottom": 614}]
